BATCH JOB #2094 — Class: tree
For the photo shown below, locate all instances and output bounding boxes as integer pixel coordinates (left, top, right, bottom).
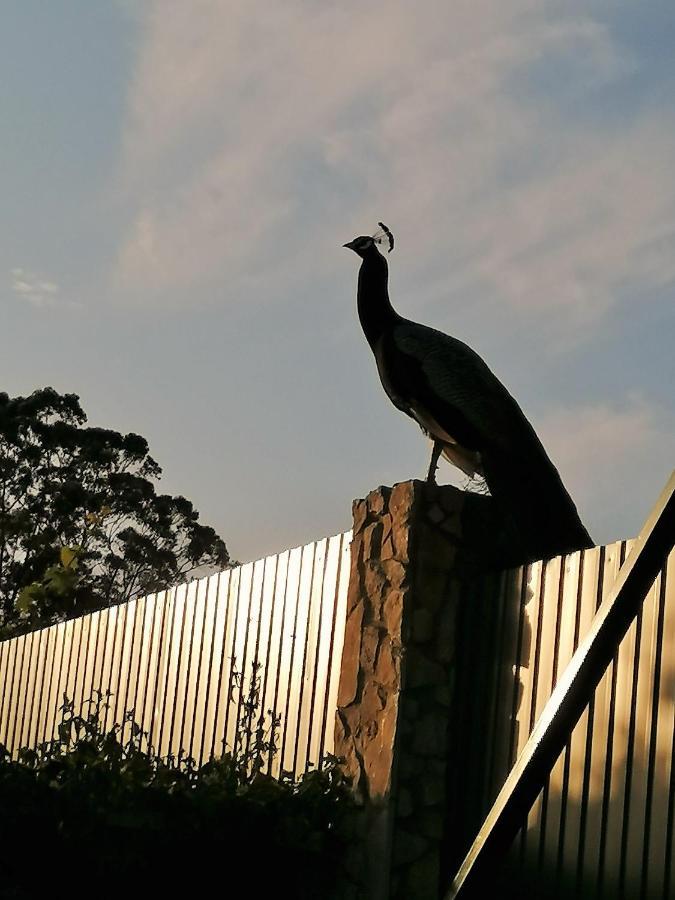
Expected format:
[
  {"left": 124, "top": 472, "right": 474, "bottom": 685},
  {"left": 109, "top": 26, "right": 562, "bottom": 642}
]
[{"left": 0, "top": 387, "right": 230, "bottom": 634}]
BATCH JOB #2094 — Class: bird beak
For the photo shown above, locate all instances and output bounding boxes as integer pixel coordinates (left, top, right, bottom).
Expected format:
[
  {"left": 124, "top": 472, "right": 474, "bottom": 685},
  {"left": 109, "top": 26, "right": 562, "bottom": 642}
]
[{"left": 343, "top": 240, "right": 357, "bottom": 250}]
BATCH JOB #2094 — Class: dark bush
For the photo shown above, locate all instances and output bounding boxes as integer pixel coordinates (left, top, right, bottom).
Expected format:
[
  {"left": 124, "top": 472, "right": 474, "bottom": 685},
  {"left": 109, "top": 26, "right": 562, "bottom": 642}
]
[{"left": 0, "top": 686, "right": 351, "bottom": 899}]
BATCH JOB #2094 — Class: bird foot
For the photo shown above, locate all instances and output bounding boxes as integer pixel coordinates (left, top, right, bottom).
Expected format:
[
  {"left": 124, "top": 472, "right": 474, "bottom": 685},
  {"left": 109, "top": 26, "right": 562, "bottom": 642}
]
[{"left": 426, "top": 441, "right": 443, "bottom": 484}]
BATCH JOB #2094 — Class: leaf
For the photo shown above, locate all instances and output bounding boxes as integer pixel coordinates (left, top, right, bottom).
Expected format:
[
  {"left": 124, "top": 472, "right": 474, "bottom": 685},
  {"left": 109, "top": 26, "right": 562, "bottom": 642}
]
[
  {"left": 60, "top": 546, "right": 79, "bottom": 570},
  {"left": 16, "top": 584, "right": 42, "bottom": 614}
]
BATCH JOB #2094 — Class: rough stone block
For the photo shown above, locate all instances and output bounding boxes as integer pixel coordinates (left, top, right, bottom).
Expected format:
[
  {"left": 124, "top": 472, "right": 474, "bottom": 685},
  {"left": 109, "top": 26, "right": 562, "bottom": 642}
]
[
  {"left": 416, "top": 567, "right": 450, "bottom": 613},
  {"left": 381, "top": 534, "right": 395, "bottom": 560},
  {"left": 434, "top": 683, "right": 453, "bottom": 707},
  {"left": 363, "top": 563, "right": 386, "bottom": 618},
  {"left": 352, "top": 499, "right": 368, "bottom": 536},
  {"left": 374, "top": 635, "right": 399, "bottom": 688},
  {"left": 402, "top": 851, "right": 440, "bottom": 899},
  {"left": 381, "top": 589, "right": 403, "bottom": 634},
  {"left": 337, "top": 602, "right": 363, "bottom": 706},
  {"left": 406, "top": 647, "right": 448, "bottom": 688},
  {"left": 440, "top": 486, "right": 464, "bottom": 514},
  {"left": 360, "top": 625, "right": 380, "bottom": 674},
  {"left": 397, "top": 787, "right": 413, "bottom": 818},
  {"left": 362, "top": 521, "right": 383, "bottom": 561},
  {"left": 412, "top": 607, "right": 434, "bottom": 643},
  {"left": 389, "top": 480, "right": 414, "bottom": 520},
  {"left": 427, "top": 502, "right": 445, "bottom": 525},
  {"left": 380, "top": 512, "right": 393, "bottom": 544},
  {"left": 418, "top": 809, "right": 444, "bottom": 840},
  {"left": 392, "top": 830, "right": 428, "bottom": 866},
  {"left": 367, "top": 488, "right": 389, "bottom": 517},
  {"left": 381, "top": 558, "right": 406, "bottom": 588},
  {"left": 411, "top": 711, "right": 448, "bottom": 758},
  {"left": 421, "top": 772, "right": 446, "bottom": 806}
]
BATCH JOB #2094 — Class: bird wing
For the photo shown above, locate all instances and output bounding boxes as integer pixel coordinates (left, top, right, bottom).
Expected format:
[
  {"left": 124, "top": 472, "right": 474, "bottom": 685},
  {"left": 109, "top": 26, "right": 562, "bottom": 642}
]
[{"left": 389, "top": 319, "right": 537, "bottom": 457}]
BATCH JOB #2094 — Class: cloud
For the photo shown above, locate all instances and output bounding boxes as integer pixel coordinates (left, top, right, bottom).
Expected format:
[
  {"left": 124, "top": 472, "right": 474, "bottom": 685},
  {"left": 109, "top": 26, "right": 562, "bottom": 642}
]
[
  {"left": 112, "top": 0, "right": 675, "bottom": 343},
  {"left": 539, "top": 395, "right": 675, "bottom": 542},
  {"left": 10, "top": 268, "right": 60, "bottom": 308}
]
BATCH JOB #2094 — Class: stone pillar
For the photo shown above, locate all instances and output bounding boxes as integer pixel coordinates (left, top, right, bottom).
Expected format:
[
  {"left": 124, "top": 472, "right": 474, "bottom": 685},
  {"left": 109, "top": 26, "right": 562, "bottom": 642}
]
[{"left": 334, "top": 479, "right": 517, "bottom": 899}]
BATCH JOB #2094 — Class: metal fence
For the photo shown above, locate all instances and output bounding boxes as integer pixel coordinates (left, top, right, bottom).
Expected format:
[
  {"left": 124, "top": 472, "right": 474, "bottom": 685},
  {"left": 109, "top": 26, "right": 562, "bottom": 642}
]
[
  {"left": 453, "top": 539, "right": 674, "bottom": 899},
  {"left": 0, "top": 531, "right": 351, "bottom": 778}
]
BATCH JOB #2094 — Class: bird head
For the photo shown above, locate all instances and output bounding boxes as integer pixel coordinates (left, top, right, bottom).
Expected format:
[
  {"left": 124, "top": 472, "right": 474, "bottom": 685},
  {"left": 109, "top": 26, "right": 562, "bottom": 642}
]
[{"left": 344, "top": 222, "right": 394, "bottom": 258}]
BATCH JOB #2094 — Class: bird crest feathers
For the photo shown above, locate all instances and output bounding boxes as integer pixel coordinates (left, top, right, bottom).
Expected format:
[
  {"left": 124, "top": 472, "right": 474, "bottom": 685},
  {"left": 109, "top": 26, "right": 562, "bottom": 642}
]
[{"left": 372, "top": 222, "right": 394, "bottom": 253}]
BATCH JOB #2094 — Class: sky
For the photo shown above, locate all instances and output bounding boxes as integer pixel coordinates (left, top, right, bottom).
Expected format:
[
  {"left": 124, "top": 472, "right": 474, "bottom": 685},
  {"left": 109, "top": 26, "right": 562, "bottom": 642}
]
[{"left": 2, "top": 1, "right": 674, "bottom": 564}]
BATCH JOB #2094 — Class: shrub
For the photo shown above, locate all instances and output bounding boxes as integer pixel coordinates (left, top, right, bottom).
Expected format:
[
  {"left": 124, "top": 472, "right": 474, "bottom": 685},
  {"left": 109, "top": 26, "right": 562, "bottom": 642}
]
[{"left": 0, "top": 678, "right": 350, "bottom": 899}]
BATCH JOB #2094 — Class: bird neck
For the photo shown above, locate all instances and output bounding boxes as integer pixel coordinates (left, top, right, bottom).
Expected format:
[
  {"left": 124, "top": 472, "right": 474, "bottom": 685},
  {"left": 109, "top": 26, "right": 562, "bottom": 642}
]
[{"left": 357, "top": 254, "right": 398, "bottom": 346}]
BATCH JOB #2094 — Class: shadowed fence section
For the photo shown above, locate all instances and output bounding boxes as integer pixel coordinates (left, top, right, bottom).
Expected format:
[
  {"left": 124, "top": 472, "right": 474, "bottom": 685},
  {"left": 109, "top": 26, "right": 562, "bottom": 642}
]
[
  {"left": 0, "top": 531, "right": 351, "bottom": 778},
  {"left": 451, "top": 538, "right": 675, "bottom": 899}
]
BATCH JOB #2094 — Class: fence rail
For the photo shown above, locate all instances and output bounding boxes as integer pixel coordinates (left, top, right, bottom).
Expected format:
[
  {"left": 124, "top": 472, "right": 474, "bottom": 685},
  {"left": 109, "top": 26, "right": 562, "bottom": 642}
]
[
  {"left": 0, "top": 531, "right": 351, "bottom": 778},
  {"left": 452, "top": 537, "right": 675, "bottom": 899}
]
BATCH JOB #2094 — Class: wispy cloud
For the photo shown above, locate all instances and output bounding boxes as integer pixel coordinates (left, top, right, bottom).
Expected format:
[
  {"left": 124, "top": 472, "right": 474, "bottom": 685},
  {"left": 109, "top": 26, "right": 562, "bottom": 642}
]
[
  {"left": 10, "top": 268, "right": 60, "bottom": 308},
  {"left": 112, "top": 0, "right": 675, "bottom": 340},
  {"left": 540, "top": 395, "right": 675, "bottom": 541}
]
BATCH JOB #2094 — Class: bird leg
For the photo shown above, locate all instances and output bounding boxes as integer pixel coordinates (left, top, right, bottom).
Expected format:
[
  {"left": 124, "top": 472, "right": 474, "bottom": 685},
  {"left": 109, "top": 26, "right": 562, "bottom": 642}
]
[{"left": 426, "top": 440, "right": 443, "bottom": 484}]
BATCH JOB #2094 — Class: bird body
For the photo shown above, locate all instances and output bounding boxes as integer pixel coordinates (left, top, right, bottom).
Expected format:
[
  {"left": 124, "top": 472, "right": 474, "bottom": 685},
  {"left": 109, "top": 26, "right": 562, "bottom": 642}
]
[{"left": 345, "top": 228, "right": 593, "bottom": 560}]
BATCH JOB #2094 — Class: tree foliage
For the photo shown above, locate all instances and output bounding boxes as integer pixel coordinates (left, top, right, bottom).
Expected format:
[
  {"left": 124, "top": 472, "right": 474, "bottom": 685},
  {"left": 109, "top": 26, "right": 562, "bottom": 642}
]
[{"left": 0, "top": 387, "right": 230, "bottom": 633}]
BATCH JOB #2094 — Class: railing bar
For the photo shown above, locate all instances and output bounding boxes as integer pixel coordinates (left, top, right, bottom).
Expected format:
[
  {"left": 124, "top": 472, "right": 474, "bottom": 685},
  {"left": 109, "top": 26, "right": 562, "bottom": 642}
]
[
  {"left": 33, "top": 627, "right": 51, "bottom": 748},
  {"left": 303, "top": 540, "right": 331, "bottom": 771},
  {"left": 519, "top": 560, "right": 548, "bottom": 862},
  {"left": 190, "top": 576, "right": 213, "bottom": 763},
  {"left": 446, "top": 470, "right": 675, "bottom": 899},
  {"left": 556, "top": 549, "right": 586, "bottom": 879},
  {"left": 198, "top": 573, "right": 221, "bottom": 763},
  {"left": 42, "top": 625, "right": 63, "bottom": 745},
  {"left": 269, "top": 553, "right": 291, "bottom": 772},
  {"left": 618, "top": 607, "right": 644, "bottom": 896},
  {"left": 138, "top": 595, "right": 157, "bottom": 748},
  {"left": 259, "top": 555, "right": 280, "bottom": 767},
  {"left": 24, "top": 628, "right": 44, "bottom": 748},
  {"left": 148, "top": 590, "right": 177, "bottom": 756},
  {"left": 575, "top": 545, "right": 605, "bottom": 891},
  {"left": 80, "top": 616, "right": 95, "bottom": 708},
  {"left": 537, "top": 554, "right": 568, "bottom": 872},
  {"left": 244, "top": 558, "right": 270, "bottom": 761},
  {"left": 88, "top": 611, "right": 104, "bottom": 711},
  {"left": 485, "top": 569, "right": 509, "bottom": 804},
  {"left": 9, "top": 634, "right": 28, "bottom": 753},
  {"left": 318, "top": 534, "right": 346, "bottom": 766},
  {"left": 232, "top": 563, "right": 258, "bottom": 758},
  {"left": 279, "top": 547, "right": 308, "bottom": 774},
  {"left": 157, "top": 590, "right": 179, "bottom": 757},
  {"left": 292, "top": 542, "right": 320, "bottom": 776},
  {"left": 209, "top": 571, "right": 234, "bottom": 760},
  {"left": 104, "top": 608, "right": 121, "bottom": 731},
  {"left": 640, "top": 554, "right": 668, "bottom": 900},
  {"left": 662, "top": 701, "right": 675, "bottom": 900},
  {"left": 178, "top": 581, "right": 199, "bottom": 758},
  {"left": 167, "top": 584, "right": 190, "bottom": 759},
  {"left": 128, "top": 596, "right": 148, "bottom": 727},
  {"left": 15, "top": 632, "right": 33, "bottom": 752},
  {"left": 144, "top": 593, "right": 165, "bottom": 751},
  {"left": 222, "top": 568, "right": 245, "bottom": 752},
  {"left": 0, "top": 639, "right": 12, "bottom": 746},
  {"left": 112, "top": 603, "right": 131, "bottom": 728},
  {"left": 508, "top": 564, "right": 530, "bottom": 769}
]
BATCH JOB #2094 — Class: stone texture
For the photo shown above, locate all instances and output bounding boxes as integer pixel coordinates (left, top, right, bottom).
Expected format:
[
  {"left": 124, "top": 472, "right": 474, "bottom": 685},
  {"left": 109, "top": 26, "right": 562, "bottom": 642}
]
[{"left": 333, "top": 479, "right": 518, "bottom": 900}]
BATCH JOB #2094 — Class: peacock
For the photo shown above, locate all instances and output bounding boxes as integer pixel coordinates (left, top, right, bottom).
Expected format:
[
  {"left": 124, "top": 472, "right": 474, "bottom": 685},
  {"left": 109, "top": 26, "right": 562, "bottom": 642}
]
[{"left": 344, "top": 223, "right": 593, "bottom": 560}]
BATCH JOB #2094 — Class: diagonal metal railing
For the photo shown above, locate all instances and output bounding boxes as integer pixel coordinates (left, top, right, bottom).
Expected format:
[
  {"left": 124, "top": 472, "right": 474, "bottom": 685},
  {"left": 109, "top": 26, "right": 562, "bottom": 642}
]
[{"left": 445, "top": 470, "right": 675, "bottom": 899}]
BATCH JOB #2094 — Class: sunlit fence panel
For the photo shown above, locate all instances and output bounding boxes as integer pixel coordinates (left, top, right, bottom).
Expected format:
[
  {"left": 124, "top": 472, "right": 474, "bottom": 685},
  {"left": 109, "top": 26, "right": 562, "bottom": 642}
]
[
  {"left": 454, "top": 539, "right": 674, "bottom": 899},
  {"left": 0, "top": 532, "right": 351, "bottom": 778}
]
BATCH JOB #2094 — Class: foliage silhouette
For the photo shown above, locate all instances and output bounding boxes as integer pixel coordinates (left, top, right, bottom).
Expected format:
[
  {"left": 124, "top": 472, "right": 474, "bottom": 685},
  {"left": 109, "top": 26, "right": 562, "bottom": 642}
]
[
  {"left": 0, "top": 670, "right": 350, "bottom": 899},
  {"left": 0, "top": 387, "right": 230, "bottom": 635}
]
